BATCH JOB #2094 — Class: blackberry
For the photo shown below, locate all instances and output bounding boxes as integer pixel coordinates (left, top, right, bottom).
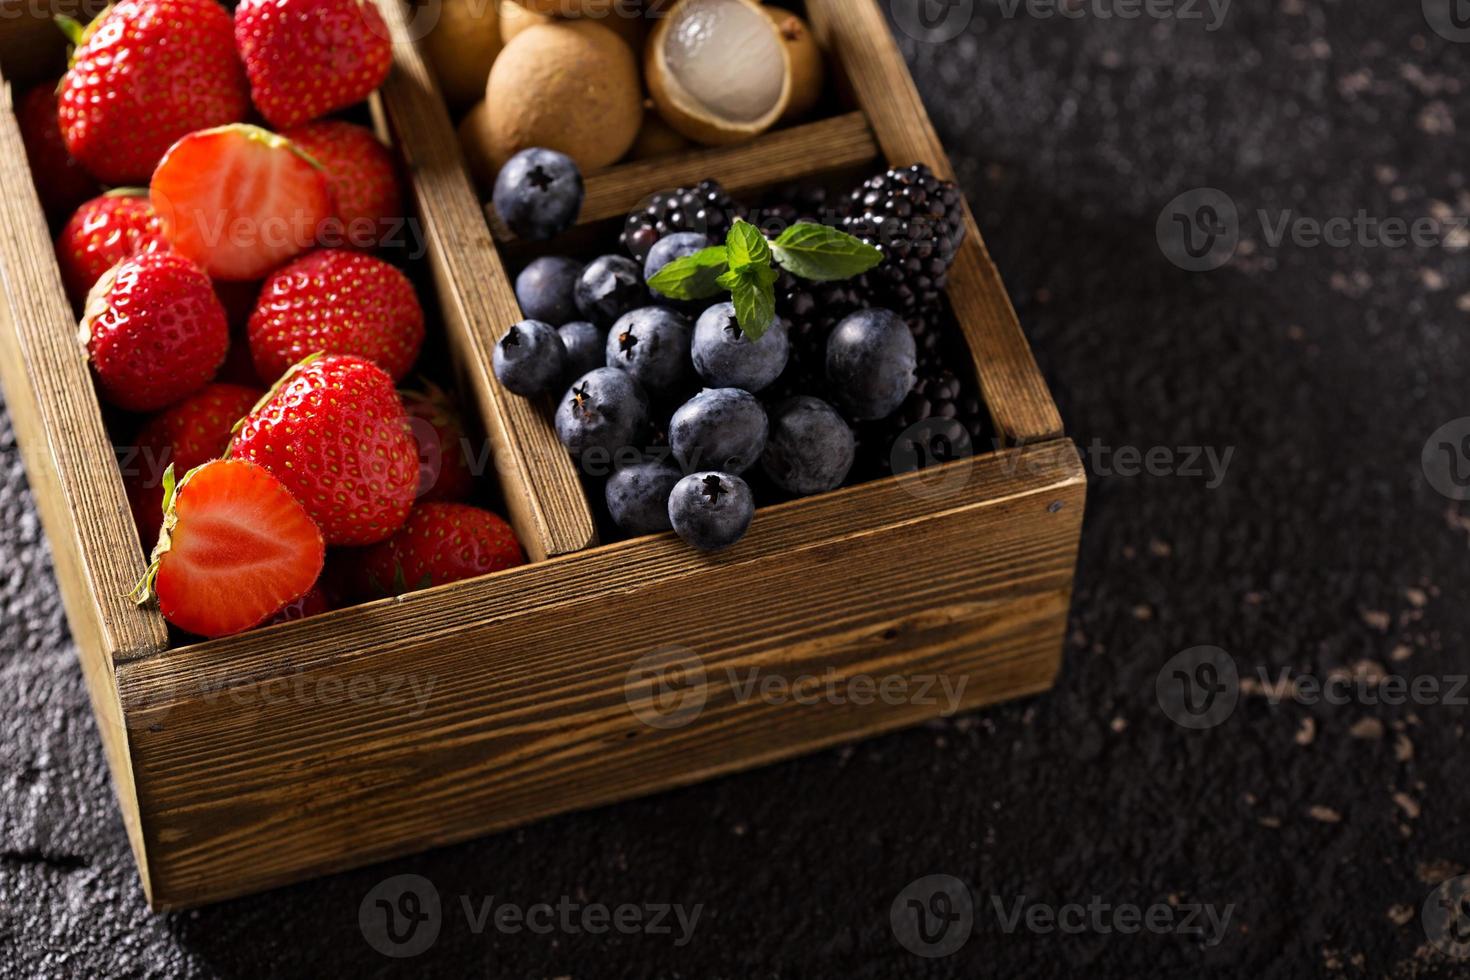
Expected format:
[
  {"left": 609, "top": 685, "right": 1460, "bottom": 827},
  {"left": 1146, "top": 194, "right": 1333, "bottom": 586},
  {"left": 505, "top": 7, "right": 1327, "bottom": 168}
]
[
  {"left": 621, "top": 179, "right": 741, "bottom": 262},
  {"left": 859, "top": 367, "right": 990, "bottom": 479},
  {"left": 767, "top": 271, "right": 863, "bottom": 401},
  {"left": 840, "top": 163, "right": 966, "bottom": 316}
]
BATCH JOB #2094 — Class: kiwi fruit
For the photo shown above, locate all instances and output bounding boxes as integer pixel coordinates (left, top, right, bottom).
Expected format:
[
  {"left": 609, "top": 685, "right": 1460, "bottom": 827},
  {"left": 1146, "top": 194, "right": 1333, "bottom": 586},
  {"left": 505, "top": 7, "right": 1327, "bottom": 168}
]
[
  {"left": 422, "top": 0, "right": 504, "bottom": 110},
  {"left": 761, "top": 6, "right": 823, "bottom": 121},
  {"left": 484, "top": 20, "right": 644, "bottom": 171}
]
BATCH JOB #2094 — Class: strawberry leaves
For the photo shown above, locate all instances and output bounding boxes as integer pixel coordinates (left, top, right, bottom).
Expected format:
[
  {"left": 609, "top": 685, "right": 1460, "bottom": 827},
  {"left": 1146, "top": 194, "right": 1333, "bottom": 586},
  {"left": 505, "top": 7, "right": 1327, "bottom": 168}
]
[{"left": 646, "top": 218, "right": 881, "bottom": 341}]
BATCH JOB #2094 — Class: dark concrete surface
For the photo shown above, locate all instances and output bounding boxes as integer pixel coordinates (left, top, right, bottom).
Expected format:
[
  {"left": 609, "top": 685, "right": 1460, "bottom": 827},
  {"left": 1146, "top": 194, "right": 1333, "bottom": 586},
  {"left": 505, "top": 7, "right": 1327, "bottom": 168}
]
[{"left": 3, "top": 1, "right": 1469, "bottom": 977}]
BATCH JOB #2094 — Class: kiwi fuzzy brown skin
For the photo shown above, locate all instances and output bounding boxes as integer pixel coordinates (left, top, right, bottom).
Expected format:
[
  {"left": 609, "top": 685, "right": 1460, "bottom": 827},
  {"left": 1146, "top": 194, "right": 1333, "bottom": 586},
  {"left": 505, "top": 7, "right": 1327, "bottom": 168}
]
[
  {"left": 485, "top": 20, "right": 644, "bottom": 171},
  {"left": 645, "top": 0, "right": 792, "bottom": 146},
  {"left": 422, "top": 0, "right": 504, "bottom": 110},
  {"left": 761, "top": 6, "right": 823, "bottom": 122}
]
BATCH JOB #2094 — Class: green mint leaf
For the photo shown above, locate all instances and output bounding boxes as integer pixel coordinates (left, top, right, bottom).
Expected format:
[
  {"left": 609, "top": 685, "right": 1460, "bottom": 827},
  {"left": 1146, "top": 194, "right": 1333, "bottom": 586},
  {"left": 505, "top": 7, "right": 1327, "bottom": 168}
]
[
  {"left": 647, "top": 246, "right": 731, "bottom": 300},
  {"left": 724, "top": 267, "right": 777, "bottom": 341},
  {"left": 725, "top": 219, "right": 771, "bottom": 272},
  {"left": 771, "top": 222, "right": 884, "bottom": 281}
]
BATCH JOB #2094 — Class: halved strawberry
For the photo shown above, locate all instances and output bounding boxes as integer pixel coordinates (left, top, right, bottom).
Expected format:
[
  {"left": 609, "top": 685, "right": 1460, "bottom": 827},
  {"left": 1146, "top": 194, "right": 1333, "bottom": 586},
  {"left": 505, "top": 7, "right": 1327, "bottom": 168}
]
[
  {"left": 150, "top": 125, "right": 335, "bottom": 281},
  {"left": 133, "top": 459, "right": 325, "bottom": 639},
  {"left": 55, "top": 191, "right": 170, "bottom": 307}
]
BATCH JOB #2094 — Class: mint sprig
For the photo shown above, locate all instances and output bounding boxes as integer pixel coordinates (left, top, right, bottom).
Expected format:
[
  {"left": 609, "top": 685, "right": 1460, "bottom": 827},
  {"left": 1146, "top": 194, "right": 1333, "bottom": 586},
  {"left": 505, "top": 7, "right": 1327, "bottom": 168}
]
[{"left": 646, "top": 218, "right": 881, "bottom": 340}]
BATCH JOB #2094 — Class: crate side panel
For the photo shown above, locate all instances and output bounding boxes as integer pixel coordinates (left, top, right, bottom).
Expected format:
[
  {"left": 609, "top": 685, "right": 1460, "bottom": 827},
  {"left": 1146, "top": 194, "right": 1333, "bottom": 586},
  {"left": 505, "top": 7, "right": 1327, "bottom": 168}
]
[{"left": 122, "top": 443, "right": 1084, "bottom": 907}]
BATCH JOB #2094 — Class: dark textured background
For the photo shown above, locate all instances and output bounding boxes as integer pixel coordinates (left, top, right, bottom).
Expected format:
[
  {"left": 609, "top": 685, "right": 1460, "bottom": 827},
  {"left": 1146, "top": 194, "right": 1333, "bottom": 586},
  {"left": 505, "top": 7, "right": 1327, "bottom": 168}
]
[{"left": 3, "top": 1, "right": 1469, "bottom": 977}]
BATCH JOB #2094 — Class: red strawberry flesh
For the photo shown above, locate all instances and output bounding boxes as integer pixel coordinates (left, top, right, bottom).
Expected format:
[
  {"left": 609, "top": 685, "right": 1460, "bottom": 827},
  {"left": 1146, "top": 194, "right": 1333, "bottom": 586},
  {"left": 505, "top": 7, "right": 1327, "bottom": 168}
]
[
  {"left": 145, "top": 459, "right": 325, "bottom": 638},
  {"left": 151, "top": 125, "right": 335, "bottom": 281}
]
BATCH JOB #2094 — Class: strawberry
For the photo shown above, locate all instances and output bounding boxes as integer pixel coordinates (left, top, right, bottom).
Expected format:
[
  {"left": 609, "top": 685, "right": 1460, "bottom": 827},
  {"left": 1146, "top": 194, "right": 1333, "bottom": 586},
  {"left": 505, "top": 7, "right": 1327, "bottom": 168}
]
[
  {"left": 56, "top": 0, "right": 250, "bottom": 185},
  {"left": 283, "top": 121, "right": 404, "bottom": 249},
  {"left": 403, "top": 383, "right": 478, "bottom": 503},
  {"left": 263, "top": 583, "right": 330, "bottom": 626},
  {"left": 358, "top": 502, "right": 523, "bottom": 598},
  {"left": 17, "top": 82, "right": 98, "bottom": 220},
  {"left": 125, "top": 382, "right": 264, "bottom": 545},
  {"left": 247, "top": 250, "right": 424, "bottom": 382},
  {"left": 55, "top": 191, "right": 171, "bottom": 306},
  {"left": 132, "top": 459, "right": 325, "bottom": 638},
  {"left": 230, "top": 354, "right": 418, "bottom": 545},
  {"left": 150, "top": 124, "right": 335, "bottom": 282},
  {"left": 234, "top": 0, "right": 393, "bottom": 130},
  {"left": 80, "top": 252, "right": 229, "bottom": 413}
]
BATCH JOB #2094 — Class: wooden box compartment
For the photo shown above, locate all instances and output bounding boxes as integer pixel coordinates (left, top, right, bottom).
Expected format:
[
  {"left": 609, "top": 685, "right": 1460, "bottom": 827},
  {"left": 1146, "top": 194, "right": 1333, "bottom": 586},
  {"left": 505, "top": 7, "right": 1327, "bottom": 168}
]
[{"left": 0, "top": 0, "right": 1084, "bottom": 909}]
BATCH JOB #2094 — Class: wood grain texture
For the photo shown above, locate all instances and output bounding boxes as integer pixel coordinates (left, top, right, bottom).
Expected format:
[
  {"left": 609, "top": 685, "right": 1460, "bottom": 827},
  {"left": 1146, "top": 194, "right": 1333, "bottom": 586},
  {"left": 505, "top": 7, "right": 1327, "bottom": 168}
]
[
  {"left": 491, "top": 112, "right": 880, "bottom": 241},
  {"left": 804, "top": 0, "right": 1065, "bottom": 446},
  {"left": 118, "top": 440, "right": 1085, "bottom": 908},
  {"left": 375, "top": 1, "right": 597, "bottom": 560},
  {"left": 0, "top": 71, "right": 169, "bottom": 893}
]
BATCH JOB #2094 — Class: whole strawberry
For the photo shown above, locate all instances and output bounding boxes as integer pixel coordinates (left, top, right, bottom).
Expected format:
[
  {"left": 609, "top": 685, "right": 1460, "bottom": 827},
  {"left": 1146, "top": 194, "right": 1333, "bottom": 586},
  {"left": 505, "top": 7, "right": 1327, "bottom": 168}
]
[
  {"left": 247, "top": 250, "right": 424, "bottom": 382},
  {"left": 17, "top": 82, "right": 98, "bottom": 219},
  {"left": 283, "top": 121, "right": 404, "bottom": 249},
  {"left": 230, "top": 354, "right": 418, "bottom": 545},
  {"left": 57, "top": 0, "right": 250, "bottom": 184},
  {"left": 264, "top": 583, "right": 331, "bottom": 626},
  {"left": 125, "top": 382, "right": 264, "bottom": 544},
  {"left": 235, "top": 0, "right": 393, "bottom": 130},
  {"left": 403, "top": 383, "right": 477, "bottom": 503},
  {"left": 358, "top": 502, "right": 523, "bottom": 598},
  {"left": 55, "top": 191, "right": 170, "bottom": 306},
  {"left": 81, "top": 252, "right": 229, "bottom": 413}
]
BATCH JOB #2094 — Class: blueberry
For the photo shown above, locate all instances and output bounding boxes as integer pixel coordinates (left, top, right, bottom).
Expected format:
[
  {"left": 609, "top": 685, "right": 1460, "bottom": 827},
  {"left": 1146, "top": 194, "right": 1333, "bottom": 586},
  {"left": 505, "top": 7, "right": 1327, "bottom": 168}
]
[
  {"left": 670, "top": 388, "right": 768, "bottom": 476},
  {"left": 644, "top": 231, "right": 711, "bottom": 283},
  {"left": 825, "top": 308, "right": 917, "bottom": 421},
  {"left": 691, "top": 301, "right": 789, "bottom": 393},
  {"left": 761, "top": 396, "right": 856, "bottom": 495},
  {"left": 493, "top": 320, "right": 566, "bottom": 396},
  {"left": 605, "top": 456, "right": 682, "bottom": 534},
  {"left": 605, "top": 306, "right": 692, "bottom": 395},
  {"left": 554, "top": 367, "right": 649, "bottom": 457},
  {"left": 558, "top": 320, "right": 604, "bottom": 380},
  {"left": 493, "top": 148, "right": 584, "bottom": 241},
  {"left": 515, "top": 256, "right": 583, "bottom": 325},
  {"left": 575, "top": 255, "right": 649, "bottom": 327},
  {"left": 668, "top": 472, "right": 755, "bottom": 552}
]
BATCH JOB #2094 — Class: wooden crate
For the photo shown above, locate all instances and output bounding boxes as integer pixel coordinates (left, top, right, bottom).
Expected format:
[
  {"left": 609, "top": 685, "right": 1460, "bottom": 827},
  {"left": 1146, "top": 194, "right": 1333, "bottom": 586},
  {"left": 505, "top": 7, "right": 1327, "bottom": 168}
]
[{"left": 0, "top": 0, "right": 1084, "bottom": 909}]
